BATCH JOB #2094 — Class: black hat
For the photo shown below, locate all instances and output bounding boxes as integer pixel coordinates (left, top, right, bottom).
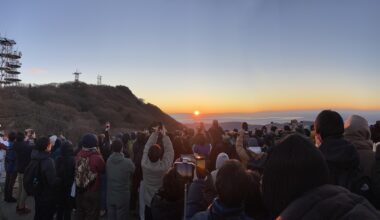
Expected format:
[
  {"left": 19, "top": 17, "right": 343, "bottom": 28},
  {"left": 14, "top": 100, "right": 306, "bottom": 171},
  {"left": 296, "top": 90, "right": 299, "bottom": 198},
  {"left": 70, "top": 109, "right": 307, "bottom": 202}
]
[{"left": 81, "top": 133, "right": 98, "bottom": 148}]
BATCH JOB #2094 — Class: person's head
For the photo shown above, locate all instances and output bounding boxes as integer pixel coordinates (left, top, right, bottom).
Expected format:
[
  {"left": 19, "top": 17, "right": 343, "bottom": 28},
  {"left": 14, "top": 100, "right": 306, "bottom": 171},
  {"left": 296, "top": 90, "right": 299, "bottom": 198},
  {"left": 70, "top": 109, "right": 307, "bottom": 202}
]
[
  {"left": 194, "top": 133, "right": 206, "bottom": 146},
  {"left": 314, "top": 110, "right": 344, "bottom": 144},
  {"left": 24, "top": 128, "right": 35, "bottom": 139},
  {"left": 148, "top": 144, "right": 162, "bottom": 162},
  {"left": 111, "top": 139, "right": 123, "bottom": 153},
  {"left": 344, "top": 115, "right": 371, "bottom": 142},
  {"left": 242, "top": 122, "right": 249, "bottom": 131},
  {"left": 270, "top": 126, "right": 277, "bottom": 133},
  {"left": 136, "top": 132, "right": 146, "bottom": 143},
  {"left": 60, "top": 141, "right": 74, "bottom": 156},
  {"left": 7, "top": 131, "right": 16, "bottom": 142},
  {"left": 262, "top": 134, "right": 329, "bottom": 217},
  {"left": 215, "top": 160, "right": 248, "bottom": 208},
  {"left": 36, "top": 137, "right": 52, "bottom": 152},
  {"left": 16, "top": 132, "right": 25, "bottom": 142},
  {"left": 215, "top": 152, "right": 229, "bottom": 170},
  {"left": 283, "top": 125, "right": 291, "bottom": 132},
  {"left": 160, "top": 167, "right": 186, "bottom": 201},
  {"left": 121, "top": 133, "right": 130, "bottom": 145},
  {"left": 81, "top": 133, "right": 98, "bottom": 149},
  {"left": 130, "top": 132, "right": 136, "bottom": 141}
]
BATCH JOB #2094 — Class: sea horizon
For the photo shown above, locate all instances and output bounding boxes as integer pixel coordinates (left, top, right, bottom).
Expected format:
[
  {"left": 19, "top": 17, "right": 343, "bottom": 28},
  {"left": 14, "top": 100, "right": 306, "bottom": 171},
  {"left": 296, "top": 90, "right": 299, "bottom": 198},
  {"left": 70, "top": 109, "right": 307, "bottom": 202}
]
[{"left": 170, "top": 109, "right": 380, "bottom": 126}]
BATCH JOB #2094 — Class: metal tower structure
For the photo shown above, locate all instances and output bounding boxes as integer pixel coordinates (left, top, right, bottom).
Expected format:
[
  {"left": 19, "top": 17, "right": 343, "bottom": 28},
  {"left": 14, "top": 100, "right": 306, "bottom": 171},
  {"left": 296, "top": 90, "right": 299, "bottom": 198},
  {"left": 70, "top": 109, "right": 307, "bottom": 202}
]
[
  {"left": 73, "top": 70, "right": 81, "bottom": 82},
  {"left": 0, "top": 34, "right": 22, "bottom": 86},
  {"left": 97, "top": 75, "right": 102, "bottom": 85}
]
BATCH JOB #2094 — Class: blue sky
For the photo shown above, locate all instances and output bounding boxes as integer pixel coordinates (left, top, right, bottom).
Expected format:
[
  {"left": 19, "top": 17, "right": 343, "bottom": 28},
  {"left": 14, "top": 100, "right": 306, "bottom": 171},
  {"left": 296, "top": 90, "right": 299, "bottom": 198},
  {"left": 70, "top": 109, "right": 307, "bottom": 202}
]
[{"left": 1, "top": 0, "right": 379, "bottom": 113}]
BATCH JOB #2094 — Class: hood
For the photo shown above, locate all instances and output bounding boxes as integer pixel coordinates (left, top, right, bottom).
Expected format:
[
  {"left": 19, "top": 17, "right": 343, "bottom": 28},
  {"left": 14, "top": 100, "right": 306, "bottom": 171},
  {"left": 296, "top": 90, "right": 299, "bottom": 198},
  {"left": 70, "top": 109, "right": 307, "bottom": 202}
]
[
  {"left": 319, "top": 138, "right": 359, "bottom": 169},
  {"left": 209, "top": 198, "right": 250, "bottom": 220},
  {"left": 344, "top": 115, "right": 373, "bottom": 151},
  {"left": 108, "top": 152, "right": 124, "bottom": 165},
  {"left": 215, "top": 153, "right": 229, "bottom": 170},
  {"left": 31, "top": 149, "right": 50, "bottom": 160}
]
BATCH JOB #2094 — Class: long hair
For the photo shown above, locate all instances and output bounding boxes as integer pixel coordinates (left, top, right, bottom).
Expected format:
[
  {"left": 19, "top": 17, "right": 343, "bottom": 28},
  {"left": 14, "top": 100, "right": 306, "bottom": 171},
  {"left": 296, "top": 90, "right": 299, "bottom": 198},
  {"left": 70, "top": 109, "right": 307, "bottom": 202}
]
[{"left": 262, "top": 134, "right": 329, "bottom": 217}]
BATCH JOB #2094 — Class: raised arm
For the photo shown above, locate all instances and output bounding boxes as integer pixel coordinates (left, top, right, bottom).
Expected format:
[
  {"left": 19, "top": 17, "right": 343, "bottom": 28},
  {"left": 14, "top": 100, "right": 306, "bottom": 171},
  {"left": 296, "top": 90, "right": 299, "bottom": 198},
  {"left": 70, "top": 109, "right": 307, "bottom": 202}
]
[
  {"left": 160, "top": 135, "right": 174, "bottom": 169},
  {"left": 236, "top": 130, "right": 249, "bottom": 168},
  {"left": 141, "top": 132, "right": 158, "bottom": 166}
]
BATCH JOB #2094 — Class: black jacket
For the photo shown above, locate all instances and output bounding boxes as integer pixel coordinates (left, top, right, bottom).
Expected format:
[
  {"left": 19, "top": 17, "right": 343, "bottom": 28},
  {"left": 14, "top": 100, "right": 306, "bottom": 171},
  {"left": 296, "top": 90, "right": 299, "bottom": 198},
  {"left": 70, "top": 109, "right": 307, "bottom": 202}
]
[
  {"left": 55, "top": 145, "right": 75, "bottom": 195},
  {"left": 30, "top": 150, "right": 59, "bottom": 202},
  {"left": 151, "top": 191, "right": 184, "bottom": 220},
  {"left": 319, "top": 138, "right": 360, "bottom": 187},
  {"left": 14, "top": 141, "right": 33, "bottom": 173},
  {"left": 280, "top": 184, "right": 380, "bottom": 220},
  {"left": 371, "top": 144, "right": 380, "bottom": 209}
]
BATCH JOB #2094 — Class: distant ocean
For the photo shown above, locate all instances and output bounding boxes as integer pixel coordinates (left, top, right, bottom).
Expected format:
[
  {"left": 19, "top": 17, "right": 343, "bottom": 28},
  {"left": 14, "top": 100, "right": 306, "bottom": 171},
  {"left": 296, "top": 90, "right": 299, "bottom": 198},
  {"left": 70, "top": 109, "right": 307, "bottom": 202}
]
[{"left": 171, "top": 110, "right": 380, "bottom": 126}]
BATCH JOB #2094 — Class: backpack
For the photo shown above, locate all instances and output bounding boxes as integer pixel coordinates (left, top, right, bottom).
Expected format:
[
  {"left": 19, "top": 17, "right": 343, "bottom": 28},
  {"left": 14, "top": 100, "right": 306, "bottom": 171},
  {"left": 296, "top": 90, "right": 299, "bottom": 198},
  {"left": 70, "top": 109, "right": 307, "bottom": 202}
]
[
  {"left": 335, "top": 167, "right": 372, "bottom": 200},
  {"left": 23, "top": 159, "right": 43, "bottom": 196},
  {"left": 75, "top": 156, "right": 97, "bottom": 194}
]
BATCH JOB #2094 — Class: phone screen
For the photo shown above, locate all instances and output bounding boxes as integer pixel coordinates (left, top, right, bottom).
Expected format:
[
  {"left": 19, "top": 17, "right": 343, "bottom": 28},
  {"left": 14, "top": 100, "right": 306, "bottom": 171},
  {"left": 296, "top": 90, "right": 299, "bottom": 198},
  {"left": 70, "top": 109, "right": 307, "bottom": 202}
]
[
  {"left": 196, "top": 158, "right": 206, "bottom": 170},
  {"left": 175, "top": 162, "right": 194, "bottom": 179}
]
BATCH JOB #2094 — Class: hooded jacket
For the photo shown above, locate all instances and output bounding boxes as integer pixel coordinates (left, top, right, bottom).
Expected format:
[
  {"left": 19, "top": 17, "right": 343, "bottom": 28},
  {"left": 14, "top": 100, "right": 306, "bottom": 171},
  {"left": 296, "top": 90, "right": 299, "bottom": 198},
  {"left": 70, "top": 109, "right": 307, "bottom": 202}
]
[
  {"left": 76, "top": 148, "right": 105, "bottom": 192},
  {"left": 344, "top": 115, "right": 375, "bottom": 178},
  {"left": 55, "top": 143, "right": 75, "bottom": 194},
  {"left": 279, "top": 184, "right": 380, "bottom": 220},
  {"left": 106, "top": 152, "right": 135, "bottom": 206},
  {"left": 319, "top": 137, "right": 360, "bottom": 187},
  {"left": 141, "top": 132, "right": 174, "bottom": 207}
]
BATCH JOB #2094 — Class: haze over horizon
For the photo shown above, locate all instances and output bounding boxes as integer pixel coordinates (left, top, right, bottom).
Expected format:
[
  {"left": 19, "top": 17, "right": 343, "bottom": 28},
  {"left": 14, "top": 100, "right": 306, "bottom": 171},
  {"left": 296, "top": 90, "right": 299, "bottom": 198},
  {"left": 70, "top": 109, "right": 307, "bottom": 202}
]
[{"left": 1, "top": 0, "right": 379, "bottom": 114}]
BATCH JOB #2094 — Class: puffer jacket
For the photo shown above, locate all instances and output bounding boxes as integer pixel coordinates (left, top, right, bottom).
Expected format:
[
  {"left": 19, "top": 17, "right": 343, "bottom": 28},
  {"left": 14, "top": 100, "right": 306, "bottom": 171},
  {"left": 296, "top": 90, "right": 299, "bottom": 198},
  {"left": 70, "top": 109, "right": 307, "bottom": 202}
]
[
  {"left": 141, "top": 132, "right": 174, "bottom": 207},
  {"left": 279, "top": 184, "right": 380, "bottom": 220}
]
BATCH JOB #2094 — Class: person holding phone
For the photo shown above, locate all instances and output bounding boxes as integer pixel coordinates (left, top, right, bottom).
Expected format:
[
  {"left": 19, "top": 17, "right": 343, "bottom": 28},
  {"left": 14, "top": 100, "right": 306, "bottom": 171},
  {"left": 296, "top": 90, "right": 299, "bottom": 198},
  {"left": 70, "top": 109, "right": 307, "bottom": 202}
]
[{"left": 141, "top": 124, "right": 174, "bottom": 220}]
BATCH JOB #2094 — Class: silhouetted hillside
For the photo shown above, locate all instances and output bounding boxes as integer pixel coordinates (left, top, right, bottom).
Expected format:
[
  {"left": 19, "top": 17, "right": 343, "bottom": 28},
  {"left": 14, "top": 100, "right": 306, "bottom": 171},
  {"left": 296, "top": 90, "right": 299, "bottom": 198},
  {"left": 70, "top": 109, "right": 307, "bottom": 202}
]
[{"left": 0, "top": 82, "right": 183, "bottom": 142}]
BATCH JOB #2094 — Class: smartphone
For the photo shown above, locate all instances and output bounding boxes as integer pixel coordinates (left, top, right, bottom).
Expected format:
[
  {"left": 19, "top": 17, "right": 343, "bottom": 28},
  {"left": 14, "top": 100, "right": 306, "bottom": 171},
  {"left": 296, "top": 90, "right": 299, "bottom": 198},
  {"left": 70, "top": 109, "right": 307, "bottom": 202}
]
[
  {"left": 175, "top": 162, "right": 195, "bottom": 179},
  {"left": 195, "top": 154, "right": 206, "bottom": 170}
]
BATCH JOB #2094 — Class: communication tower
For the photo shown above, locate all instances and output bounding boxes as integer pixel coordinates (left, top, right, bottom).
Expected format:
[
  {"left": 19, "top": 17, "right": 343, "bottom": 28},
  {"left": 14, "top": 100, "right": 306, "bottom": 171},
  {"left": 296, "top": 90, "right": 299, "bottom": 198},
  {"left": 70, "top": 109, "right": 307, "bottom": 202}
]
[
  {"left": 97, "top": 75, "right": 102, "bottom": 85},
  {"left": 73, "top": 70, "right": 81, "bottom": 82}
]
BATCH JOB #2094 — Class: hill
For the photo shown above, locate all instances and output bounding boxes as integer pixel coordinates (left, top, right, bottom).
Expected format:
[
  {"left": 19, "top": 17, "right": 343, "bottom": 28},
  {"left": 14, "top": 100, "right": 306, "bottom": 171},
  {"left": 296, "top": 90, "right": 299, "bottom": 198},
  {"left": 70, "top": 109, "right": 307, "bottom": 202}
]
[{"left": 0, "top": 82, "right": 183, "bottom": 142}]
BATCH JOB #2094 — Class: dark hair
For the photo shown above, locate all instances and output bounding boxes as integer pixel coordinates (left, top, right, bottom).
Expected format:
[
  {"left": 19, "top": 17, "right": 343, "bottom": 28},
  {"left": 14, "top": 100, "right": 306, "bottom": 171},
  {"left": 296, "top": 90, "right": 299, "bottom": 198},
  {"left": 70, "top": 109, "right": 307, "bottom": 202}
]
[
  {"left": 111, "top": 139, "right": 123, "bottom": 152},
  {"left": 121, "top": 133, "right": 130, "bottom": 145},
  {"left": 216, "top": 159, "right": 248, "bottom": 208},
  {"left": 262, "top": 134, "right": 329, "bottom": 217},
  {"left": 36, "top": 137, "right": 50, "bottom": 151},
  {"left": 16, "top": 132, "right": 25, "bottom": 142},
  {"left": 284, "top": 125, "right": 291, "bottom": 132},
  {"left": 148, "top": 144, "right": 162, "bottom": 162},
  {"left": 159, "top": 167, "right": 186, "bottom": 201},
  {"left": 8, "top": 131, "right": 16, "bottom": 142},
  {"left": 270, "top": 126, "right": 277, "bottom": 132},
  {"left": 314, "top": 110, "right": 344, "bottom": 140},
  {"left": 242, "top": 122, "right": 249, "bottom": 131},
  {"left": 194, "top": 133, "right": 207, "bottom": 146},
  {"left": 245, "top": 170, "right": 268, "bottom": 219}
]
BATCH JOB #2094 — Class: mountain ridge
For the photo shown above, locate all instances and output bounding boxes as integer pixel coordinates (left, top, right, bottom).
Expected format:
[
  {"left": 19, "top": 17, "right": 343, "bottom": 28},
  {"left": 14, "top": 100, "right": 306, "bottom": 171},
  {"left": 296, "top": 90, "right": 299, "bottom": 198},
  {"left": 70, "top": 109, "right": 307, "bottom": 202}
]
[{"left": 0, "top": 82, "right": 183, "bottom": 142}]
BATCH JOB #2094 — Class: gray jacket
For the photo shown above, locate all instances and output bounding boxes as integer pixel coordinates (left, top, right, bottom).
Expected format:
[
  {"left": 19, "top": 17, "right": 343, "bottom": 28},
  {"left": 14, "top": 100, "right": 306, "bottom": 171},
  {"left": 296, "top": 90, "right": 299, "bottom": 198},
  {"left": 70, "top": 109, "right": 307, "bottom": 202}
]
[
  {"left": 106, "top": 152, "right": 135, "bottom": 206},
  {"left": 141, "top": 132, "right": 174, "bottom": 207}
]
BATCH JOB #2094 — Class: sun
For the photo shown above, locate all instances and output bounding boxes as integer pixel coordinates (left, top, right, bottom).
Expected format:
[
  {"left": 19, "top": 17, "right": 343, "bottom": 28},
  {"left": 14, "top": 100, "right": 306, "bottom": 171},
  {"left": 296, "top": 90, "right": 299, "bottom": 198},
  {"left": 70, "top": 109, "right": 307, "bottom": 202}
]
[{"left": 194, "top": 110, "right": 200, "bottom": 116}]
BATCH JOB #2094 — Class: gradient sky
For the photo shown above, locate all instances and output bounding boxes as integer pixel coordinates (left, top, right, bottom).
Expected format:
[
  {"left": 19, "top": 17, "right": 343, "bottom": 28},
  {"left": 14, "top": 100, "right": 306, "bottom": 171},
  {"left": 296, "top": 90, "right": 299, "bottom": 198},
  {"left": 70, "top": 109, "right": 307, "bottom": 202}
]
[{"left": 1, "top": 0, "right": 379, "bottom": 114}]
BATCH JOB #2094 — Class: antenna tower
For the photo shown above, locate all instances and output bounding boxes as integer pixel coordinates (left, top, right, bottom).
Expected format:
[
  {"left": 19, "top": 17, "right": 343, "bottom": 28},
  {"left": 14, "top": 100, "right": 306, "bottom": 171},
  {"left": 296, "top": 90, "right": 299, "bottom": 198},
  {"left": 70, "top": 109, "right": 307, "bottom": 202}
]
[
  {"left": 97, "top": 75, "right": 102, "bottom": 85},
  {"left": 73, "top": 70, "right": 81, "bottom": 82}
]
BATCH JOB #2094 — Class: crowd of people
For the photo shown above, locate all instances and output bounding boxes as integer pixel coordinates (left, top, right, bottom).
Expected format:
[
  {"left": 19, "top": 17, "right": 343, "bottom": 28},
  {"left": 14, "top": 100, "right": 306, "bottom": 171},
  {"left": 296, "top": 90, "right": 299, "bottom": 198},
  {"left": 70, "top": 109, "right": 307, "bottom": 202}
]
[{"left": 0, "top": 110, "right": 380, "bottom": 220}]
